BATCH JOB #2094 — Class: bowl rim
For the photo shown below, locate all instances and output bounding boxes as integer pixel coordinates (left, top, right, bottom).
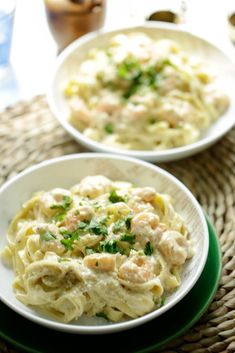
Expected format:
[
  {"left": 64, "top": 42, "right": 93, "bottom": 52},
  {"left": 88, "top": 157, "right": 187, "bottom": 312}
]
[
  {"left": 47, "top": 22, "right": 235, "bottom": 162},
  {"left": 0, "top": 153, "right": 209, "bottom": 334}
]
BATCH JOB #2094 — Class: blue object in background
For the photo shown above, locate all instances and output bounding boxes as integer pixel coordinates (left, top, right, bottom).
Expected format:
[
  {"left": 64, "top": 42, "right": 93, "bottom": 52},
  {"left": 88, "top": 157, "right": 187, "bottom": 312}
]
[{"left": 0, "top": 10, "right": 14, "bottom": 66}]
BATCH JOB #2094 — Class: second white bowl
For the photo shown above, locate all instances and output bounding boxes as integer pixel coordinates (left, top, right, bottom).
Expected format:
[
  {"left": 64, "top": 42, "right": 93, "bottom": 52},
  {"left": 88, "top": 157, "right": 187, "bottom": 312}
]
[{"left": 0, "top": 153, "right": 209, "bottom": 334}]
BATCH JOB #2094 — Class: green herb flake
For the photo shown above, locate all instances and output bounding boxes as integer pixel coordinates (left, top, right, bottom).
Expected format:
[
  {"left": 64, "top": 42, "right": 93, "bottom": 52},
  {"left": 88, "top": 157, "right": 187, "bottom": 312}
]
[
  {"left": 101, "top": 240, "right": 122, "bottom": 254},
  {"left": 41, "top": 231, "right": 56, "bottom": 242},
  {"left": 109, "top": 190, "right": 125, "bottom": 203},
  {"left": 105, "top": 81, "right": 115, "bottom": 90},
  {"left": 160, "top": 295, "right": 166, "bottom": 307},
  {"left": 53, "top": 213, "right": 66, "bottom": 222},
  {"left": 175, "top": 124, "right": 183, "bottom": 129},
  {"left": 113, "top": 215, "right": 132, "bottom": 234},
  {"left": 60, "top": 229, "right": 80, "bottom": 251},
  {"left": 95, "top": 261, "right": 99, "bottom": 267},
  {"left": 144, "top": 241, "right": 154, "bottom": 256},
  {"left": 120, "top": 234, "right": 135, "bottom": 244},
  {"left": 113, "top": 219, "right": 125, "bottom": 233},
  {"left": 77, "top": 221, "right": 89, "bottom": 230},
  {"left": 85, "top": 247, "right": 95, "bottom": 255},
  {"left": 117, "top": 59, "right": 140, "bottom": 80},
  {"left": 104, "top": 123, "right": 114, "bottom": 134},
  {"left": 58, "top": 258, "right": 70, "bottom": 263},
  {"left": 123, "top": 83, "right": 139, "bottom": 99},
  {"left": 50, "top": 195, "right": 73, "bottom": 211},
  {"left": 93, "top": 202, "right": 101, "bottom": 210},
  {"left": 124, "top": 215, "right": 132, "bottom": 230},
  {"left": 89, "top": 218, "right": 108, "bottom": 236},
  {"left": 118, "top": 65, "right": 128, "bottom": 78},
  {"left": 148, "top": 118, "right": 156, "bottom": 125},
  {"left": 60, "top": 238, "right": 74, "bottom": 251},
  {"left": 96, "top": 312, "right": 109, "bottom": 320}
]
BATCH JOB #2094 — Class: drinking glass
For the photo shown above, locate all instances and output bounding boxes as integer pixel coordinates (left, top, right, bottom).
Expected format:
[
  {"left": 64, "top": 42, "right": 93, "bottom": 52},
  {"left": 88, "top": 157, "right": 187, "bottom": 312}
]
[
  {"left": 43, "top": 0, "right": 106, "bottom": 53},
  {"left": 0, "top": 0, "right": 15, "bottom": 77}
]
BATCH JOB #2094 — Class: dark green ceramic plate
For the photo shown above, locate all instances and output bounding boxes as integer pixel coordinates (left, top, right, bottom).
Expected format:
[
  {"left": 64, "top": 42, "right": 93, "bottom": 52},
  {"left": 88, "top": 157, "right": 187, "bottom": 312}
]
[{"left": 0, "top": 219, "right": 221, "bottom": 353}]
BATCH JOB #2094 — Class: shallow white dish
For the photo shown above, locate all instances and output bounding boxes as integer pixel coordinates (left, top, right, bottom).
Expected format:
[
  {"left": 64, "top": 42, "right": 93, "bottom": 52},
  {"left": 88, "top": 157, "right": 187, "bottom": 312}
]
[
  {"left": 47, "top": 22, "right": 235, "bottom": 162},
  {"left": 0, "top": 153, "right": 208, "bottom": 334}
]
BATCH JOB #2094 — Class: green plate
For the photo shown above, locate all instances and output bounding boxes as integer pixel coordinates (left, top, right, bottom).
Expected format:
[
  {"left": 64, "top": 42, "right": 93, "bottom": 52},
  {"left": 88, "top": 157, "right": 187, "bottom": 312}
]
[{"left": 0, "top": 219, "right": 221, "bottom": 353}]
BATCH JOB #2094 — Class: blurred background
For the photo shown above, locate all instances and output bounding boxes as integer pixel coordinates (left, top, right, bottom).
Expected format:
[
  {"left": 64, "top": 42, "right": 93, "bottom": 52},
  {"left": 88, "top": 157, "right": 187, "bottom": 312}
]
[{"left": 0, "top": 0, "right": 235, "bottom": 111}]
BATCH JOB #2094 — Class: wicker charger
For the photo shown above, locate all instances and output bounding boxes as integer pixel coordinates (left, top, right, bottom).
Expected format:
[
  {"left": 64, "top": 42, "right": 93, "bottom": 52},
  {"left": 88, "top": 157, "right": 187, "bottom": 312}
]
[{"left": 0, "top": 95, "right": 234, "bottom": 353}]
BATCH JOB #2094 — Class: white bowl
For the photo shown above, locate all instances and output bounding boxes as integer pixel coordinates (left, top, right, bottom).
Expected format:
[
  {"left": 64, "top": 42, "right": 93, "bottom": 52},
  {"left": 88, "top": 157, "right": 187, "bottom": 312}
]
[
  {"left": 47, "top": 22, "right": 235, "bottom": 162},
  {"left": 0, "top": 153, "right": 208, "bottom": 334}
]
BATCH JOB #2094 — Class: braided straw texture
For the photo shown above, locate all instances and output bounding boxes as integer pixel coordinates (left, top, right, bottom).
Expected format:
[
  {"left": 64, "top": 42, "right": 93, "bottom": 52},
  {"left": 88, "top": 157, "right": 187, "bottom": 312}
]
[{"left": 0, "top": 96, "right": 234, "bottom": 353}]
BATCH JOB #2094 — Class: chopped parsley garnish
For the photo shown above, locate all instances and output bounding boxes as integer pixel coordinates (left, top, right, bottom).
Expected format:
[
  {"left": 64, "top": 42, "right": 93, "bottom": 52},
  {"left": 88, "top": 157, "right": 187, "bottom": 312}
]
[
  {"left": 85, "top": 247, "right": 95, "bottom": 255},
  {"left": 175, "top": 124, "right": 183, "bottom": 129},
  {"left": 60, "top": 229, "right": 80, "bottom": 251},
  {"left": 117, "top": 59, "right": 140, "bottom": 80},
  {"left": 120, "top": 234, "right": 135, "bottom": 244},
  {"left": 89, "top": 218, "right": 108, "bottom": 236},
  {"left": 124, "top": 215, "right": 132, "bottom": 230},
  {"left": 113, "top": 219, "right": 125, "bottom": 233},
  {"left": 144, "top": 241, "right": 154, "bottom": 256},
  {"left": 109, "top": 190, "right": 125, "bottom": 203},
  {"left": 160, "top": 295, "right": 166, "bottom": 307},
  {"left": 149, "top": 118, "right": 156, "bottom": 125},
  {"left": 105, "top": 81, "right": 115, "bottom": 90},
  {"left": 41, "top": 231, "right": 57, "bottom": 242},
  {"left": 123, "top": 83, "right": 140, "bottom": 99},
  {"left": 53, "top": 212, "right": 66, "bottom": 222},
  {"left": 77, "top": 221, "right": 89, "bottom": 230},
  {"left": 75, "top": 218, "right": 108, "bottom": 236},
  {"left": 117, "top": 58, "right": 174, "bottom": 99},
  {"left": 101, "top": 240, "right": 122, "bottom": 254},
  {"left": 113, "top": 215, "right": 132, "bottom": 234},
  {"left": 104, "top": 123, "right": 114, "bottom": 134},
  {"left": 60, "top": 238, "right": 74, "bottom": 251},
  {"left": 93, "top": 201, "right": 101, "bottom": 210},
  {"left": 96, "top": 312, "right": 109, "bottom": 320},
  {"left": 50, "top": 195, "right": 73, "bottom": 211},
  {"left": 58, "top": 258, "right": 70, "bottom": 263}
]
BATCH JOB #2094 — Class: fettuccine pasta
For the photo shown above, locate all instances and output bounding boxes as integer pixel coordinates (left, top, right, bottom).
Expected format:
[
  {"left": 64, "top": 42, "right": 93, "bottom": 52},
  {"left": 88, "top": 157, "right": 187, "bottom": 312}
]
[
  {"left": 65, "top": 32, "right": 229, "bottom": 151},
  {"left": 2, "top": 175, "right": 193, "bottom": 323}
]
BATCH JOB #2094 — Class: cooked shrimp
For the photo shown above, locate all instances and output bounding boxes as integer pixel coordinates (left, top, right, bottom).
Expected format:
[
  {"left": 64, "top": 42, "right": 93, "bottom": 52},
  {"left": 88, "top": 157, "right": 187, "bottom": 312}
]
[
  {"left": 65, "top": 205, "right": 94, "bottom": 231},
  {"left": 206, "top": 89, "right": 230, "bottom": 115},
  {"left": 34, "top": 223, "right": 59, "bottom": 235},
  {"left": 156, "top": 99, "right": 195, "bottom": 126},
  {"left": 118, "top": 256, "right": 154, "bottom": 283},
  {"left": 131, "top": 212, "right": 159, "bottom": 237},
  {"left": 157, "top": 230, "right": 188, "bottom": 265},
  {"left": 133, "top": 187, "right": 156, "bottom": 202},
  {"left": 96, "top": 94, "right": 120, "bottom": 114},
  {"left": 39, "top": 189, "right": 72, "bottom": 216},
  {"left": 69, "top": 97, "right": 91, "bottom": 125},
  {"left": 34, "top": 223, "right": 65, "bottom": 255},
  {"left": 84, "top": 253, "right": 116, "bottom": 272},
  {"left": 107, "top": 202, "right": 130, "bottom": 218},
  {"left": 72, "top": 175, "right": 112, "bottom": 198}
]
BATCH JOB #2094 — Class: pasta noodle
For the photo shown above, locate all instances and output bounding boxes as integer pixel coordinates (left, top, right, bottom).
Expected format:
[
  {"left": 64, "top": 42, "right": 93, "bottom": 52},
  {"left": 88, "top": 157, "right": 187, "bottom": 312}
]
[
  {"left": 1, "top": 175, "right": 193, "bottom": 323},
  {"left": 64, "top": 32, "right": 230, "bottom": 151}
]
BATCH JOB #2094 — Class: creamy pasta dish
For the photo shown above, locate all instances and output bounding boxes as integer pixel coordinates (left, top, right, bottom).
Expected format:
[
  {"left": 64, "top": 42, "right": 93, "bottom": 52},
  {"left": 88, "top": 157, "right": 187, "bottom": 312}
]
[
  {"left": 2, "top": 175, "right": 193, "bottom": 323},
  {"left": 65, "top": 33, "right": 229, "bottom": 151}
]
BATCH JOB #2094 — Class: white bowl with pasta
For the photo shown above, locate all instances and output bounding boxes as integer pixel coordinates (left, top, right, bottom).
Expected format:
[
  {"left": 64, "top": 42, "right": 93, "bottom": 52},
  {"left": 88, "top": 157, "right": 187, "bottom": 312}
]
[
  {"left": 47, "top": 22, "right": 235, "bottom": 162},
  {"left": 0, "top": 154, "right": 208, "bottom": 334}
]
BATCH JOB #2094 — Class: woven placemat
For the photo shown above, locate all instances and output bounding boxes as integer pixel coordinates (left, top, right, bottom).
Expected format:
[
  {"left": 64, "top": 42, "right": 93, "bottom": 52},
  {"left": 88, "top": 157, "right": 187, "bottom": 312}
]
[{"left": 0, "top": 95, "right": 234, "bottom": 353}]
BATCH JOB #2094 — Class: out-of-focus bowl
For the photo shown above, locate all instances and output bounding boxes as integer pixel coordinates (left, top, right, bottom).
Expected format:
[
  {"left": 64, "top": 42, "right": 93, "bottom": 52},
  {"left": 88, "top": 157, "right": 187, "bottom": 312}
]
[
  {"left": 0, "top": 153, "right": 209, "bottom": 334},
  {"left": 47, "top": 22, "right": 235, "bottom": 162}
]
